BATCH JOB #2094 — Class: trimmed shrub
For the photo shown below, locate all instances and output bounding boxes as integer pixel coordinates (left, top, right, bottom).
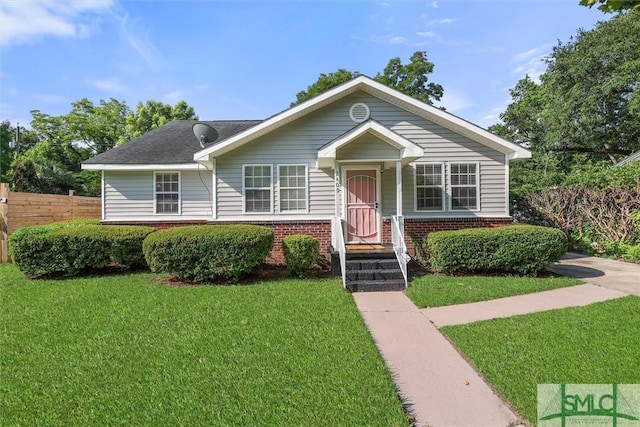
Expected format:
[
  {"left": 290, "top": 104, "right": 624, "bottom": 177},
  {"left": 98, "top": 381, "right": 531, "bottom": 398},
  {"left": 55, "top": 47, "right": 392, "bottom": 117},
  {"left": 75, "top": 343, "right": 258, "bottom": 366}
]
[
  {"left": 9, "top": 221, "right": 154, "bottom": 278},
  {"left": 142, "top": 225, "right": 274, "bottom": 282},
  {"left": 282, "top": 234, "right": 319, "bottom": 277},
  {"left": 426, "top": 225, "right": 567, "bottom": 276}
]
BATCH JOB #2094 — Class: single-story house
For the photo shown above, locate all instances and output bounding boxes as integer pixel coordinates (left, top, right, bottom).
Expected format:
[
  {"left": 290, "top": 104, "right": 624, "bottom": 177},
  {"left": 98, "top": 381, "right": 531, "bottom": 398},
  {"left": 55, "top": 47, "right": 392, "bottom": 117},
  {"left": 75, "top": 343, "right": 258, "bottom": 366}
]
[{"left": 83, "top": 76, "right": 531, "bottom": 289}]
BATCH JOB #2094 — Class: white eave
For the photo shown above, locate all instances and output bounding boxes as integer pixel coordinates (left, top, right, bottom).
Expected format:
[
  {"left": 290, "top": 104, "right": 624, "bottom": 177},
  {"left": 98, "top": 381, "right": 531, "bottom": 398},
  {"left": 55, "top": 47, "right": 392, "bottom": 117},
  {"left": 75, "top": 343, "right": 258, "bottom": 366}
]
[
  {"left": 317, "top": 120, "right": 423, "bottom": 168},
  {"left": 194, "top": 75, "right": 531, "bottom": 163},
  {"left": 82, "top": 163, "right": 206, "bottom": 171}
]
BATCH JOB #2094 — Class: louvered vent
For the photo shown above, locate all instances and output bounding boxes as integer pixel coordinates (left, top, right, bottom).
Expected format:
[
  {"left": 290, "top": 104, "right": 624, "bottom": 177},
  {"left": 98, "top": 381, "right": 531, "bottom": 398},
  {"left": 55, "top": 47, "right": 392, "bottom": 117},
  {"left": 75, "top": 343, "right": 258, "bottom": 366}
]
[{"left": 349, "top": 103, "right": 370, "bottom": 123}]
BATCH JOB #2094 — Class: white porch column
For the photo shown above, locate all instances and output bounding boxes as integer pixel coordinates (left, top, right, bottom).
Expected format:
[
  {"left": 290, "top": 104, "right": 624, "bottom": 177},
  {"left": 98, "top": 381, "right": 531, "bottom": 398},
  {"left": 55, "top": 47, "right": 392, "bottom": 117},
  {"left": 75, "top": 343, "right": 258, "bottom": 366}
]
[
  {"left": 211, "top": 158, "right": 217, "bottom": 220},
  {"left": 334, "top": 165, "right": 341, "bottom": 218},
  {"left": 396, "top": 160, "right": 403, "bottom": 216}
]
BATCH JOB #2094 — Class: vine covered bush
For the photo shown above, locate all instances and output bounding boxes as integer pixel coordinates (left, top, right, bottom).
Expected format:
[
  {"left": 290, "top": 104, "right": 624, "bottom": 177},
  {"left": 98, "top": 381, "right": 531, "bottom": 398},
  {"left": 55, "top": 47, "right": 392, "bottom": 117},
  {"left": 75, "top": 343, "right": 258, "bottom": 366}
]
[
  {"left": 282, "top": 234, "right": 319, "bottom": 277},
  {"left": 426, "top": 225, "right": 567, "bottom": 276},
  {"left": 9, "top": 220, "right": 154, "bottom": 278},
  {"left": 142, "top": 225, "right": 273, "bottom": 282}
]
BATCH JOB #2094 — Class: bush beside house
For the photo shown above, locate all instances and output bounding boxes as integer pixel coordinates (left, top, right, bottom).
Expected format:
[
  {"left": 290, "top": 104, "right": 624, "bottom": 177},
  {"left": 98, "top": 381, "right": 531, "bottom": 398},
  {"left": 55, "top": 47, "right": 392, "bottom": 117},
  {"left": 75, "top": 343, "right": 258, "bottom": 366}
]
[
  {"left": 9, "top": 220, "right": 154, "bottom": 278},
  {"left": 282, "top": 234, "right": 319, "bottom": 277},
  {"left": 426, "top": 225, "right": 567, "bottom": 276},
  {"left": 142, "top": 225, "right": 274, "bottom": 282}
]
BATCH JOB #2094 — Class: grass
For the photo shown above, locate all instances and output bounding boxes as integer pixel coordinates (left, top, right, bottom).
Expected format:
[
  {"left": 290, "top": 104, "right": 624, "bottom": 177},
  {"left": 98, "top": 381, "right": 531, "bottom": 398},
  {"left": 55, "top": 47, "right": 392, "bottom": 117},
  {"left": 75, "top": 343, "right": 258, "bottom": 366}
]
[
  {"left": 441, "top": 296, "right": 640, "bottom": 424},
  {"left": 406, "top": 274, "right": 582, "bottom": 308},
  {"left": 0, "top": 264, "right": 407, "bottom": 426}
]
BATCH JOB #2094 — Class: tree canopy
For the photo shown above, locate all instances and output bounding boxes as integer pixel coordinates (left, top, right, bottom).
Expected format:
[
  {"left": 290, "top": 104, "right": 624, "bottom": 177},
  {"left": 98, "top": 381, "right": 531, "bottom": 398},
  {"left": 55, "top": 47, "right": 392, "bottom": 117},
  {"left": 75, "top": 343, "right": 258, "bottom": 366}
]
[
  {"left": 292, "top": 51, "right": 444, "bottom": 107},
  {"left": 492, "top": 11, "right": 640, "bottom": 166},
  {"left": 3, "top": 98, "right": 198, "bottom": 195},
  {"left": 125, "top": 100, "right": 198, "bottom": 139},
  {"left": 579, "top": 0, "right": 640, "bottom": 13}
]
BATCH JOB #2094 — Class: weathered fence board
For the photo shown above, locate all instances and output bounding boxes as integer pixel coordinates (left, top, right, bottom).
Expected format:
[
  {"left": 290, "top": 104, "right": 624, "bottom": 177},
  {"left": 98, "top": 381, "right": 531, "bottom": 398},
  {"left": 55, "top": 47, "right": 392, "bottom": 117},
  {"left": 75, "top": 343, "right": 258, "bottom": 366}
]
[{"left": 0, "top": 183, "right": 101, "bottom": 262}]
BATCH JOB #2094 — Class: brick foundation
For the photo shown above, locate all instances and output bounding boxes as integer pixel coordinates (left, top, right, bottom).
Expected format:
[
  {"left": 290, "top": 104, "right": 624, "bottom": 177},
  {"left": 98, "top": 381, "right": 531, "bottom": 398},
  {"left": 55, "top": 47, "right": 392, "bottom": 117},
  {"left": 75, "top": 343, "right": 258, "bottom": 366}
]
[
  {"left": 101, "top": 219, "right": 332, "bottom": 267},
  {"left": 102, "top": 217, "right": 511, "bottom": 267},
  {"left": 382, "top": 217, "right": 513, "bottom": 257}
]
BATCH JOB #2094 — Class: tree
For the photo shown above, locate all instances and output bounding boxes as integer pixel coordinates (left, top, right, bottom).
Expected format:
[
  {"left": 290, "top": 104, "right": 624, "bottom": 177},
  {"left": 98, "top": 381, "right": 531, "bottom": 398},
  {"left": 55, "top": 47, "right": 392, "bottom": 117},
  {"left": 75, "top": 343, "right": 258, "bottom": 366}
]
[
  {"left": 67, "top": 98, "right": 130, "bottom": 154},
  {"left": 125, "top": 100, "right": 198, "bottom": 139},
  {"left": 375, "top": 51, "right": 444, "bottom": 105},
  {"left": 579, "top": 0, "right": 640, "bottom": 13},
  {"left": 496, "top": 12, "right": 640, "bottom": 165},
  {"left": 292, "top": 69, "right": 360, "bottom": 107},
  {"left": 292, "top": 51, "right": 444, "bottom": 106}
]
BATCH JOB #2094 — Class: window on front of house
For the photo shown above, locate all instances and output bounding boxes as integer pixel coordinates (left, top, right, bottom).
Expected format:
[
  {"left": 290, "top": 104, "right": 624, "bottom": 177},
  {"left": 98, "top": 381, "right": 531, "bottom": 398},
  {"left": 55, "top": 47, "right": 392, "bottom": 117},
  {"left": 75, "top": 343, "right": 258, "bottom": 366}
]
[
  {"left": 278, "top": 165, "right": 308, "bottom": 212},
  {"left": 244, "top": 165, "right": 272, "bottom": 213},
  {"left": 155, "top": 172, "right": 180, "bottom": 214},
  {"left": 415, "top": 163, "right": 444, "bottom": 211},
  {"left": 450, "top": 163, "right": 479, "bottom": 210}
]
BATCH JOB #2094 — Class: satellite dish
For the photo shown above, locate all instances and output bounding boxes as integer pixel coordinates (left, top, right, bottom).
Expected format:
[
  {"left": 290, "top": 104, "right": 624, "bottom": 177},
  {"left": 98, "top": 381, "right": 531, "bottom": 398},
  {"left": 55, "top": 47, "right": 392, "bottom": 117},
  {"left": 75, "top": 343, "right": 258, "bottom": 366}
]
[{"left": 192, "top": 123, "right": 219, "bottom": 148}]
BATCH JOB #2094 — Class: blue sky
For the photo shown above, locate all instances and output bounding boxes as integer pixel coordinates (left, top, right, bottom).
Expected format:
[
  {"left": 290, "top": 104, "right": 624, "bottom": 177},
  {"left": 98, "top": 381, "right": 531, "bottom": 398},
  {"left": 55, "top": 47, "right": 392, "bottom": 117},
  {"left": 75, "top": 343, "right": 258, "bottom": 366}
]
[{"left": 1, "top": 1, "right": 608, "bottom": 130}]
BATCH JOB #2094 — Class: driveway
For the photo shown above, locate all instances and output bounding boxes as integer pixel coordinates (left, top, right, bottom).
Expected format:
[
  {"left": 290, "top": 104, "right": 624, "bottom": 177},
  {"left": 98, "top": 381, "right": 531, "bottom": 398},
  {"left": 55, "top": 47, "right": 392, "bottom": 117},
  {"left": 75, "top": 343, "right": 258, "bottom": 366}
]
[{"left": 548, "top": 252, "right": 640, "bottom": 296}]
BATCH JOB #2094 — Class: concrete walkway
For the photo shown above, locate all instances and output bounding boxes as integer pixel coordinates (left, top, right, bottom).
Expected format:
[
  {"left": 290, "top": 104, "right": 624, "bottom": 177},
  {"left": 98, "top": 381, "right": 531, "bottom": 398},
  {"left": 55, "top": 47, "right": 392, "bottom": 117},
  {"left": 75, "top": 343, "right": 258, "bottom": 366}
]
[
  {"left": 423, "top": 283, "right": 627, "bottom": 327},
  {"left": 548, "top": 253, "right": 640, "bottom": 296},
  {"left": 354, "top": 292, "right": 522, "bottom": 427},
  {"left": 353, "top": 254, "right": 638, "bottom": 426}
]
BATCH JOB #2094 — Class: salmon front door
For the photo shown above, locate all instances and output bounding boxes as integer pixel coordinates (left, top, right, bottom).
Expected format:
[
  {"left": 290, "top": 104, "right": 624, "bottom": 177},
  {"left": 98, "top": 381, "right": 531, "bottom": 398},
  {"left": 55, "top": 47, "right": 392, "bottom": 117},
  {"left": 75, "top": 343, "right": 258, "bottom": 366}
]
[{"left": 345, "top": 168, "right": 380, "bottom": 243}]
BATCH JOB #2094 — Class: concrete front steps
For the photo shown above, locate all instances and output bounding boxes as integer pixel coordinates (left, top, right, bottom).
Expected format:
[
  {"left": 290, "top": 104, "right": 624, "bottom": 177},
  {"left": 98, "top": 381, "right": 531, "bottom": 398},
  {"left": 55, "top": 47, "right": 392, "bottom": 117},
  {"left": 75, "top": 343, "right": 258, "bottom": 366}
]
[{"left": 343, "top": 249, "right": 405, "bottom": 292}]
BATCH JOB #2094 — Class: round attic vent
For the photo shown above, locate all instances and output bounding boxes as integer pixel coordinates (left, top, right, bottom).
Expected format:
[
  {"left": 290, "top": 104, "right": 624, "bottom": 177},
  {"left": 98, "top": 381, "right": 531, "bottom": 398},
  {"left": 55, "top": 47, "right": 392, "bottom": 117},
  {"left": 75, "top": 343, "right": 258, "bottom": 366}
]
[{"left": 349, "top": 102, "right": 370, "bottom": 123}]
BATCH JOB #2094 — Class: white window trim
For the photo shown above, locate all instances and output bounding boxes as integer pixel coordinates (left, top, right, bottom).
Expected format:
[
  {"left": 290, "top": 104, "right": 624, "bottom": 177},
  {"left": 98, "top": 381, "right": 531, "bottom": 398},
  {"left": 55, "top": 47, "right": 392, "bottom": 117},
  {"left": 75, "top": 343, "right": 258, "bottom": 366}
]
[
  {"left": 242, "top": 164, "right": 274, "bottom": 214},
  {"left": 153, "top": 171, "right": 181, "bottom": 215},
  {"left": 414, "top": 162, "right": 446, "bottom": 212},
  {"left": 277, "top": 164, "right": 309, "bottom": 214},
  {"left": 448, "top": 162, "right": 480, "bottom": 211}
]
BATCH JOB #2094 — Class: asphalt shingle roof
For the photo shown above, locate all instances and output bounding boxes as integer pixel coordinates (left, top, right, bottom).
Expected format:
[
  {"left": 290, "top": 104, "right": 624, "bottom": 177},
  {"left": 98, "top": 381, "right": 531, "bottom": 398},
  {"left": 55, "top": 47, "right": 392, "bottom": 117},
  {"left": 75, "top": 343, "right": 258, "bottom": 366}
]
[{"left": 84, "top": 120, "right": 262, "bottom": 164}]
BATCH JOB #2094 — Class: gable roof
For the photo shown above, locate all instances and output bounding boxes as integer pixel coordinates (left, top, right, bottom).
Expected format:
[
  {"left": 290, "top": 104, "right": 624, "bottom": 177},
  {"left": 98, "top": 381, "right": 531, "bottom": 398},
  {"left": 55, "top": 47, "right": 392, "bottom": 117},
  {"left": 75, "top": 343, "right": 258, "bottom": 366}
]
[
  {"left": 83, "top": 120, "right": 261, "bottom": 170},
  {"left": 317, "top": 119, "right": 423, "bottom": 168},
  {"left": 194, "top": 75, "right": 531, "bottom": 162}
]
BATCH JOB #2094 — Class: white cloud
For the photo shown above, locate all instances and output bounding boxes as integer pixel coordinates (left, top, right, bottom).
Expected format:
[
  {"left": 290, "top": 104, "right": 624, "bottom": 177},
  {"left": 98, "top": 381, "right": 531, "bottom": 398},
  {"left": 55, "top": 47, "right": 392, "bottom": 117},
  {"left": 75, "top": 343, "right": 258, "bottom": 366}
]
[
  {"left": 115, "top": 12, "right": 165, "bottom": 68},
  {"left": 511, "top": 44, "right": 550, "bottom": 82},
  {"left": 431, "top": 1, "right": 438, "bottom": 8},
  {"left": 477, "top": 105, "right": 508, "bottom": 128},
  {"left": 86, "top": 78, "right": 127, "bottom": 94},
  {"left": 0, "top": 0, "right": 112, "bottom": 48},
  {"left": 32, "top": 93, "right": 71, "bottom": 105},
  {"left": 416, "top": 31, "right": 438, "bottom": 38},
  {"left": 164, "top": 90, "right": 183, "bottom": 103},
  {"left": 368, "top": 34, "right": 430, "bottom": 47},
  {"left": 436, "top": 90, "right": 472, "bottom": 114}
]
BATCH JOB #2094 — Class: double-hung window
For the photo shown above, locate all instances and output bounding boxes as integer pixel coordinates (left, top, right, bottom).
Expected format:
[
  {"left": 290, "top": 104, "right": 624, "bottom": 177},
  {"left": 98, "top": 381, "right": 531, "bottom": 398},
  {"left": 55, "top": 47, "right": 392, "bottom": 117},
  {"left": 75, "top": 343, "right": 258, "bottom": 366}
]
[
  {"left": 155, "top": 172, "right": 180, "bottom": 214},
  {"left": 450, "top": 163, "right": 479, "bottom": 210},
  {"left": 278, "top": 165, "right": 308, "bottom": 213},
  {"left": 415, "top": 163, "right": 444, "bottom": 211},
  {"left": 244, "top": 165, "right": 272, "bottom": 213}
]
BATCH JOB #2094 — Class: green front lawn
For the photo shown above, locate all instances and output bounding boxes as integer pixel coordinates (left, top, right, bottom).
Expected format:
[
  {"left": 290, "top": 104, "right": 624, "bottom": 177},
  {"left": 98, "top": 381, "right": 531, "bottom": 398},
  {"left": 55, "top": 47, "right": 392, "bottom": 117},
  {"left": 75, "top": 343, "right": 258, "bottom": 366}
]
[
  {"left": 0, "top": 264, "right": 407, "bottom": 426},
  {"left": 407, "top": 274, "right": 582, "bottom": 308},
  {"left": 442, "top": 296, "right": 640, "bottom": 424}
]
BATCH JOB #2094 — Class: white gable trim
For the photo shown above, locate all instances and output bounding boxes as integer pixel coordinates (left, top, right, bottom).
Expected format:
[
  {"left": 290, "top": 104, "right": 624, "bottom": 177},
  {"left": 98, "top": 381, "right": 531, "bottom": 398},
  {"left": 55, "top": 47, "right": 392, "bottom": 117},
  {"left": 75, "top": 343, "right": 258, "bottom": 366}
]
[
  {"left": 317, "top": 120, "right": 423, "bottom": 168},
  {"left": 194, "top": 75, "right": 531, "bottom": 163}
]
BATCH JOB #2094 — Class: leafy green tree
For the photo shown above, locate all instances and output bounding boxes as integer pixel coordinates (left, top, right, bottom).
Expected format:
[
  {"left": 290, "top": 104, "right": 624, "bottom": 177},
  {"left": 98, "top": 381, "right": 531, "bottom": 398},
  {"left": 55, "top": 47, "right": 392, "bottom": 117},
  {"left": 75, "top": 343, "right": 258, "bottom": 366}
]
[
  {"left": 125, "top": 100, "right": 198, "bottom": 139},
  {"left": 579, "top": 0, "right": 640, "bottom": 13},
  {"left": 292, "top": 69, "right": 360, "bottom": 107},
  {"left": 292, "top": 51, "right": 444, "bottom": 106},
  {"left": 375, "top": 51, "right": 444, "bottom": 105},
  {"left": 67, "top": 98, "right": 130, "bottom": 153},
  {"left": 496, "top": 12, "right": 640, "bottom": 165},
  {"left": 0, "top": 121, "right": 13, "bottom": 182}
]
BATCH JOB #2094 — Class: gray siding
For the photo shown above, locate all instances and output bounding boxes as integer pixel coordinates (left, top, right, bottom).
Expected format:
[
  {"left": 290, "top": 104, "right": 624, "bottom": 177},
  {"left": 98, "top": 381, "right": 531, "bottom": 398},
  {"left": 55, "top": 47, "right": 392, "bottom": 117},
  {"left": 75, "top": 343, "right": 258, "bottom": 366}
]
[
  {"left": 217, "top": 91, "right": 507, "bottom": 219},
  {"left": 104, "top": 170, "right": 213, "bottom": 220}
]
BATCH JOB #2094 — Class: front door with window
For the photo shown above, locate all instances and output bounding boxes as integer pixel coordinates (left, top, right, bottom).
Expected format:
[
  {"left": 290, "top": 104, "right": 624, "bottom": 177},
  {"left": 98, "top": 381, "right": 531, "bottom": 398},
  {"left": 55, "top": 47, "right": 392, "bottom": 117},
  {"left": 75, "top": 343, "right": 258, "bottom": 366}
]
[{"left": 345, "top": 168, "right": 380, "bottom": 243}]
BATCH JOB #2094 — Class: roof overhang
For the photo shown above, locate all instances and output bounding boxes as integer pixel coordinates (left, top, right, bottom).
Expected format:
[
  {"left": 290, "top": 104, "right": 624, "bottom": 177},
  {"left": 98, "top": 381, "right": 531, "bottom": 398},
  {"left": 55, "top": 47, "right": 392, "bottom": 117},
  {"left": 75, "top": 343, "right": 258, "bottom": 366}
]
[
  {"left": 82, "top": 163, "right": 207, "bottom": 171},
  {"left": 194, "top": 75, "right": 531, "bottom": 164},
  {"left": 317, "top": 120, "right": 423, "bottom": 169}
]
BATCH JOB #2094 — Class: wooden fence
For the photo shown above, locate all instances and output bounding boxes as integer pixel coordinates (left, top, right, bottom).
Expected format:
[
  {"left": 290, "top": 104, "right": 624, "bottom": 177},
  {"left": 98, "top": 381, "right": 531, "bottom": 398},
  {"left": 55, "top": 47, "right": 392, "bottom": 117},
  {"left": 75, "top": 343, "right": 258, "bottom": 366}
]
[{"left": 0, "top": 183, "right": 101, "bottom": 262}]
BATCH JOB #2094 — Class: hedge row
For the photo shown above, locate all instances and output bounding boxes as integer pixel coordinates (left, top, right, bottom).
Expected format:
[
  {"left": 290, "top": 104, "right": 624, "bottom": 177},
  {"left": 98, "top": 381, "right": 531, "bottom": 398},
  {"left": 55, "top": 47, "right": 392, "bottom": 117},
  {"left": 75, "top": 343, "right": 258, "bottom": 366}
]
[
  {"left": 426, "top": 225, "right": 567, "bottom": 276},
  {"left": 9, "top": 221, "right": 154, "bottom": 278},
  {"left": 142, "top": 225, "right": 273, "bottom": 282}
]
